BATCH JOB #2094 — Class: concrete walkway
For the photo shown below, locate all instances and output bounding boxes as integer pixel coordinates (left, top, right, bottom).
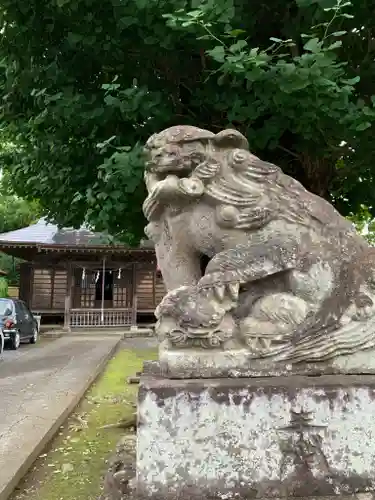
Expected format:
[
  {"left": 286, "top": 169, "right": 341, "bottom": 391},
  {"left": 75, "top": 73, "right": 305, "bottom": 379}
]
[{"left": 0, "top": 335, "right": 121, "bottom": 500}]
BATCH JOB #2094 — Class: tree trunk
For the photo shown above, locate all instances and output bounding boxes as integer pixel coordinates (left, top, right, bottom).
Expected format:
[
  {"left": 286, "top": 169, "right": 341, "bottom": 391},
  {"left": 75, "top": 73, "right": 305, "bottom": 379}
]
[{"left": 299, "top": 153, "right": 335, "bottom": 201}]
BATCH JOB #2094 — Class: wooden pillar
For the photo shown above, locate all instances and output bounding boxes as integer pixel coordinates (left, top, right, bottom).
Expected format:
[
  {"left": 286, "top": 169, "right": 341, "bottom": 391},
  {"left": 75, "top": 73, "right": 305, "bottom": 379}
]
[
  {"left": 131, "top": 263, "right": 137, "bottom": 326},
  {"left": 19, "top": 262, "right": 33, "bottom": 305},
  {"left": 29, "top": 265, "right": 34, "bottom": 307},
  {"left": 100, "top": 256, "right": 106, "bottom": 324},
  {"left": 50, "top": 268, "right": 55, "bottom": 309},
  {"left": 64, "top": 263, "right": 73, "bottom": 331}
]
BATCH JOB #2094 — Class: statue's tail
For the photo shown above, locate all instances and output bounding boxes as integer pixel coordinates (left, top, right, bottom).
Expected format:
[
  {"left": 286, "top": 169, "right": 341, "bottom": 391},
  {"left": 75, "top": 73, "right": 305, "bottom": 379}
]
[{"left": 265, "top": 314, "right": 375, "bottom": 364}]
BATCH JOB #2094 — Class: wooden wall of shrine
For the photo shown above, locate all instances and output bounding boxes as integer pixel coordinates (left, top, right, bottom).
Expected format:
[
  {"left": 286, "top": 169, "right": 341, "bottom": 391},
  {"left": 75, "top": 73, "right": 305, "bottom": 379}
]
[{"left": 18, "top": 260, "right": 166, "bottom": 315}]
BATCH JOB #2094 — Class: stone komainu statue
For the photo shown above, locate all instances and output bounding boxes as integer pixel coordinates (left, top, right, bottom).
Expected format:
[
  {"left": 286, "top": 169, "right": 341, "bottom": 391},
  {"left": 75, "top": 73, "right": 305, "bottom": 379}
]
[{"left": 142, "top": 125, "right": 375, "bottom": 376}]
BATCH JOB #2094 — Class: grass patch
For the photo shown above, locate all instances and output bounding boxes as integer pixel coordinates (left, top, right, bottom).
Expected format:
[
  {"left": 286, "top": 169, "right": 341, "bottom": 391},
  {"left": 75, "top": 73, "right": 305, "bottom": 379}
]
[{"left": 11, "top": 347, "right": 157, "bottom": 500}]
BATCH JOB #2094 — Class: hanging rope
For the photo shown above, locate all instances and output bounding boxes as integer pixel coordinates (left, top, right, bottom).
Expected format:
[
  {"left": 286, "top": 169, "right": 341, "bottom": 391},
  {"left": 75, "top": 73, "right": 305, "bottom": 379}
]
[{"left": 81, "top": 267, "right": 86, "bottom": 287}]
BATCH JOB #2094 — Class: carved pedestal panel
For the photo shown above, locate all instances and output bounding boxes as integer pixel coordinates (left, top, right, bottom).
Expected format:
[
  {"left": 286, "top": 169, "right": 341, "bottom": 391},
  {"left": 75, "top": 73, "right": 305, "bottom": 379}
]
[
  {"left": 137, "top": 373, "right": 375, "bottom": 500},
  {"left": 158, "top": 340, "right": 375, "bottom": 378}
]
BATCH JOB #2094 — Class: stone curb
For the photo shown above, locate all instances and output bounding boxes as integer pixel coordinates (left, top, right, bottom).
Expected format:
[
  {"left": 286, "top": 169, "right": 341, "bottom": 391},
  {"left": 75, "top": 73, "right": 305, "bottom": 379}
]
[
  {"left": 0, "top": 338, "right": 121, "bottom": 500},
  {"left": 40, "top": 329, "right": 155, "bottom": 339},
  {"left": 39, "top": 331, "right": 64, "bottom": 339},
  {"left": 123, "top": 330, "right": 154, "bottom": 339}
]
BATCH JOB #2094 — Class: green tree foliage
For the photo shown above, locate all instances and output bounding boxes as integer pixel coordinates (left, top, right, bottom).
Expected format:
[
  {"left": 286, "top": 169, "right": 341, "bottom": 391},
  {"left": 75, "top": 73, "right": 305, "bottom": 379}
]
[
  {"left": 0, "top": 0, "right": 374, "bottom": 242},
  {"left": 0, "top": 191, "right": 41, "bottom": 235},
  {"left": 0, "top": 175, "right": 41, "bottom": 284},
  {"left": 347, "top": 204, "right": 375, "bottom": 247}
]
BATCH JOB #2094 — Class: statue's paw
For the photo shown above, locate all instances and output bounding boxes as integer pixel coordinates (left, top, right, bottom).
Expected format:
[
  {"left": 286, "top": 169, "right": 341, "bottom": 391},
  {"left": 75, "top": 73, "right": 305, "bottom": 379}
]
[
  {"left": 352, "top": 304, "right": 375, "bottom": 321},
  {"left": 355, "top": 293, "right": 375, "bottom": 320},
  {"left": 243, "top": 334, "right": 273, "bottom": 353},
  {"left": 238, "top": 293, "right": 310, "bottom": 356},
  {"left": 239, "top": 317, "right": 289, "bottom": 356},
  {"left": 340, "top": 295, "right": 375, "bottom": 325}
]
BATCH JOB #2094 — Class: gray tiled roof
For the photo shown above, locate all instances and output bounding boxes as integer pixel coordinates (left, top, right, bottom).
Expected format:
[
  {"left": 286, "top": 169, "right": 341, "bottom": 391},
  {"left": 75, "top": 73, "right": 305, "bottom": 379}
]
[{"left": 0, "top": 218, "right": 112, "bottom": 246}]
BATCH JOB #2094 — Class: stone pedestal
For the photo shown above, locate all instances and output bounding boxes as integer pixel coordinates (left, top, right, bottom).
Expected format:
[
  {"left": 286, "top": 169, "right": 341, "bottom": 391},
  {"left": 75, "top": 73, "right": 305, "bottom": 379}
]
[
  {"left": 159, "top": 341, "right": 375, "bottom": 378},
  {"left": 137, "top": 373, "right": 375, "bottom": 499}
]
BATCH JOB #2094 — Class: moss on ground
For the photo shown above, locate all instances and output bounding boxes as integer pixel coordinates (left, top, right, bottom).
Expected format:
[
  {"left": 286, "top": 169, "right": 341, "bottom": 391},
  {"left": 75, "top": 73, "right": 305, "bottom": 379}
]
[{"left": 11, "top": 347, "right": 157, "bottom": 500}]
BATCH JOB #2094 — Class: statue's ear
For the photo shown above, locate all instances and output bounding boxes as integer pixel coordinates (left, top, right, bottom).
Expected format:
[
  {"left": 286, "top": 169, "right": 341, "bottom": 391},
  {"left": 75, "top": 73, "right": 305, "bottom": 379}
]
[{"left": 213, "top": 129, "right": 249, "bottom": 150}]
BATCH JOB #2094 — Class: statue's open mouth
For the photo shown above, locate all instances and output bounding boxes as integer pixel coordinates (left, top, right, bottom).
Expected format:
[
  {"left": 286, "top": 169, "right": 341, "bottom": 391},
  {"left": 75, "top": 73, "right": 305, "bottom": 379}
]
[
  {"left": 200, "top": 254, "right": 211, "bottom": 277},
  {"left": 149, "top": 164, "right": 193, "bottom": 177}
]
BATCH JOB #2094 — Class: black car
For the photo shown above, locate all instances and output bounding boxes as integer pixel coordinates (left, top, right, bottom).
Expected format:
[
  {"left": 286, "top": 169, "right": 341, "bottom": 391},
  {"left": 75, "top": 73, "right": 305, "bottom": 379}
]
[{"left": 0, "top": 298, "right": 39, "bottom": 350}]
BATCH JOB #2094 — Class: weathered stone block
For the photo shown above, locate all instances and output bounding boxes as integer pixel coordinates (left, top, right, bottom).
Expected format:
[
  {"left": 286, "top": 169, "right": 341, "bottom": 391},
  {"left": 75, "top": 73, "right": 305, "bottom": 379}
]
[
  {"left": 137, "top": 374, "right": 375, "bottom": 500},
  {"left": 159, "top": 341, "right": 375, "bottom": 379}
]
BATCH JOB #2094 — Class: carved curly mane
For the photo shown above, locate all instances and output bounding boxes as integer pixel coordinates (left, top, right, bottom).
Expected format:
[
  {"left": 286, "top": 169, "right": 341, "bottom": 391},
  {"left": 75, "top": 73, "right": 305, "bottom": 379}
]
[{"left": 201, "top": 143, "right": 359, "bottom": 236}]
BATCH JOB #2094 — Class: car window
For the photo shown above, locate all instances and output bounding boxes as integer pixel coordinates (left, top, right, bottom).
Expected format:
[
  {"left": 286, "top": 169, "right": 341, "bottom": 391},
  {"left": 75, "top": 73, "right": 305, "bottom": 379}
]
[
  {"left": 14, "top": 302, "right": 25, "bottom": 319},
  {"left": 19, "top": 302, "right": 31, "bottom": 317},
  {"left": 0, "top": 299, "right": 13, "bottom": 317},
  {"left": 20, "top": 302, "right": 32, "bottom": 317}
]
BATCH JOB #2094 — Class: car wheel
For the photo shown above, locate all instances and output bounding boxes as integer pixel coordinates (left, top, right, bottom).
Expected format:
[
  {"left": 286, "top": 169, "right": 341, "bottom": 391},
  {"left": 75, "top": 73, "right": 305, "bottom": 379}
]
[
  {"left": 30, "top": 326, "right": 38, "bottom": 344},
  {"left": 11, "top": 331, "right": 21, "bottom": 350}
]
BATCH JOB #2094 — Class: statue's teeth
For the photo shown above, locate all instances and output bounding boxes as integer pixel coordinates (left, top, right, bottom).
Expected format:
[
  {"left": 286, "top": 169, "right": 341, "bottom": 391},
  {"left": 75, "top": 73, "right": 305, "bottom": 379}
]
[
  {"left": 227, "top": 283, "right": 239, "bottom": 300},
  {"left": 214, "top": 285, "right": 225, "bottom": 301},
  {"left": 246, "top": 336, "right": 256, "bottom": 348},
  {"left": 245, "top": 336, "right": 271, "bottom": 351},
  {"left": 260, "top": 338, "right": 271, "bottom": 350}
]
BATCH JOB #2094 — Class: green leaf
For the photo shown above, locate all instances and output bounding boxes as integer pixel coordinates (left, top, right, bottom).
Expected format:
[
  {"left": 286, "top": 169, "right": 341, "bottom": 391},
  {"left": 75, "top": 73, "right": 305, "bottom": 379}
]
[
  {"left": 187, "top": 9, "right": 204, "bottom": 18},
  {"left": 229, "top": 40, "right": 247, "bottom": 52},
  {"left": 119, "top": 17, "right": 137, "bottom": 28},
  {"left": 304, "top": 38, "right": 322, "bottom": 53},
  {"left": 207, "top": 45, "right": 226, "bottom": 63},
  {"left": 341, "top": 76, "right": 360, "bottom": 85},
  {"left": 326, "top": 40, "right": 342, "bottom": 50},
  {"left": 331, "top": 31, "right": 347, "bottom": 37},
  {"left": 67, "top": 32, "right": 83, "bottom": 45},
  {"left": 270, "top": 37, "right": 283, "bottom": 43},
  {"left": 228, "top": 29, "right": 247, "bottom": 37},
  {"left": 102, "top": 83, "right": 121, "bottom": 91},
  {"left": 356, "top": 122, "right": 371, "bottom": 131}
]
